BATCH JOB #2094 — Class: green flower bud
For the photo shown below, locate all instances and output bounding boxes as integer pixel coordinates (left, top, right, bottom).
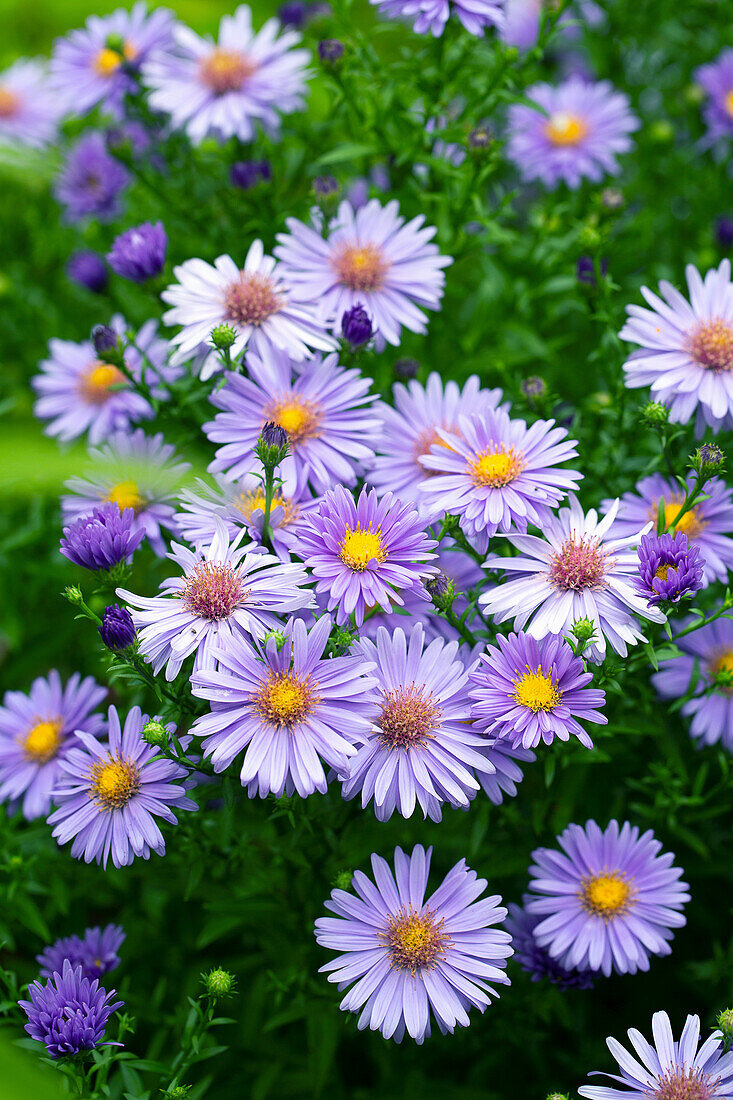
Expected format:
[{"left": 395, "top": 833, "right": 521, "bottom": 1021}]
[
  {"left": 62, "top": 585, "right": 84, "bottom": 606},
  {"left": 210, "top": 323, "right": 237, "bottom": 351},
  {"left": 649, "top": 119, "right": 674, "bottom": 143},
  {"left": 571, "top": 617, "right": 596, "bottom": 644},
  {"left": 333, "top": 870, "right": 353, "bottom": 891},
  {"left": 166, "top": 1088, "right": 191, "bottom": 1099},
  {"left": 690, "top": 442, "right": 725, "bottom": 479},
  {"left": 203, "top": 968, "right": 236, "bottom": 997},
  {"left": 141, "top": 719, "right": 169, "bottom": 748},
  {"left": 262, "top": 628, "right": 287, "bottom": 651},
  {"left": 640, "top": 401, "right": 669, "bottom": 428},
  {"left": 717, "top": 1007, "right": 733, "bottom": 1049},
  {"left": 546, "top": 1093, "right": 570, "bottom": 1100},
  {"left": 255, "top": 422, "right": 290, "bottom": 471}
]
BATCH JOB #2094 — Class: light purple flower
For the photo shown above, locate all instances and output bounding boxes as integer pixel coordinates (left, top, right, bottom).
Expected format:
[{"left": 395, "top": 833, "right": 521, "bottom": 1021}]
[
  {"left": 37, "top": 924, "right": 125, "bottom": 981},
  {"left": 579, "top": 1010, "right": 733, "bottom": 1099},
  {"left": 118, "top": 519, "right": 312, "bottom": 681},
  {"left": 55, "top": 131, "right": 130, "bottom": 223},
  {"left": 0, "top": 59, "right": 61, "bottom": 147},
  {"left": 500, "top": 0, "right": 603, "bottom": 49},
  {"left": 620, "top": 260, "right": 733, "bottom": 435},
  {"left": 634, "top": 531, "right": 704, "bottom": 606},
  {"left": 506, "top": 77, "right": 639, "bottom": 189},
  {"left": 469, "top": 631, "right": 606, "bottom": 750},
  {"left": 162, "top": 241, "right": 335, "bottom": 370},
  {"left": 315, "top": 844, "right": 512, "bottom": 1043},
  {"left": 480, "top": 496, "right": 666, "bottom": 663},
  {"left": 204, "top": 346, "right": 380, "bottom": 492},
  {"left": 275, "top": 199, "right": 452, "bottom": 347},
  {"left": 298, "top": 485, "right": 439, "bottom": 626},
  {"left": 143, "top": 5, "right": 310, "bottom": 144},
  {"left": 108, "top": 220, "right": 167, "bottom": 282},
  {"left": 526, "top": 819, "right": 689, "bottom": 976},
  {"left": 370, "top": 0, "right": 504, "bottom": 37},
  {"left": 48, "top": 705, "right": 196, "bottom": 869},
  {"left": 694, "top": 49, "right": 733, "bottom": 145},
  {"left": 190, "top": 614, "right": 375, "bottom": 796},
  {"left": 20, "top": 961, "right": 123, "bottom": 1058},
  {"left": 0, "top": 671, "right": 105, "bottom": 820},
  {"left": 475, "top": 737, "right": 535, "bottom": 804},
  {"left": 505, "top": 897, "right": 594, "bottom": 989}
]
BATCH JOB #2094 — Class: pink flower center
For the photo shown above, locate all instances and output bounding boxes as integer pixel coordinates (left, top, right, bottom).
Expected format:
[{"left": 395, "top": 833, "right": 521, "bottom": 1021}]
[
  {"left": 653, "top": 1067, "right": 721, "bottom": 1100},
  {"left": 687, "top": 318, "right": 733, "bottom": 372},
  {"left": 333, "top": 243, "right": 388, "bottom": 292},
  {"left": 377, "top": 683, "right": 441, "bottom": 748},
  {"left": 200, "top": 48, "right": 257, "bottom": 94},
  {"left": 380, "top": 907, "right": 448, "bottom": 973},
  {"left": 549, "top": 535, "right": 608, "bottom": 591},
  {"left": 224, "top": 272, "right": 282, "bottom": 326},
  {"left": 0, "top": 87, "right": 20, "bottom": 118},
  {"left": 181, "top": 561, "right": 247, "bottom": 620}
]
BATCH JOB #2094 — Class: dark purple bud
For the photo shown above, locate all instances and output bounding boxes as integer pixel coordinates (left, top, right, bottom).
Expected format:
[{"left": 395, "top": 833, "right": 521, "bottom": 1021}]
[
  {"left": 107, "top": 221, "right": 167, "bottom": 283},
  {"left": 715, "top": 216, "right": 733, "bottom": 250},
  {"left": 66, "top": 250, "right": 108, "bottom": 293},
  {"left": 230, "top": 159, "right": 272, "bottom": 190},
  {"left": 425, "top": 572, "right": 450, "bottom": 599},
  {"left": 313, "top": 175, "right": 338, "bottom": 198},
  {"left": 278, "top": 0, "right": 307, "bottom": 27},
  {"left": 91, "top": 324, "right": 118, "bottom": 356},
  {"left": 261, "top": 421, "right": 288, "bottom": 449},
  {"left": 576, "top": 256, "right": 608, "bottom": 286},
  {"left": 394, "top": 357, "right": 419, "bottom": 380},
  {"left": 99, "top": 604, "right": 136, "bottom": 650},
  {"left": 522, "top": 376, "right": 546, "bottom": 400},
  {"left": 318, "top": 38, "right": 344, "bottom": 64},
  {"left": 468, "top": 122, "right": 493, "bottom": 151},
  {"left": 341, "top": 303, "right": 373, "bottom": 347},
  {"left": 60, "top": 503, "right": 144, "bottom": 572}
]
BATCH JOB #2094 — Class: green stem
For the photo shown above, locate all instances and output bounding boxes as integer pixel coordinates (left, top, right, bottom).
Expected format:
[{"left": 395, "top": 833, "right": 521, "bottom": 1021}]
[{"left": 441, "top": 604, "right": 479, "bottom": 648}]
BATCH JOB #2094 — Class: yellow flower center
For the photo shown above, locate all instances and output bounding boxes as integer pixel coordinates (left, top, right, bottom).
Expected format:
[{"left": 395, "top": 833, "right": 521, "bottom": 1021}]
[
  {"left": 381, "top": 909, "right": 448, "bottom": 973},
  {"left": 725, "top": 90, "right": 733, "bottom": 119},
  {"left": 255, "top": 671, "right": 317, "bottom": 728},
  {"left": 23, "top": 720, "right": 63, "bottom": 763},
  {"left": 513, "top": 667, "right": 561, "bottom": 712},
  {"left": 81, "top": 362, "right": 126, "bottom": 404},
  {"left": 581, "top": 872, "right": 634, "bottom": 919},
  {"left": 711, "top": 650, "right": 733, "bottom": 695},
  {"left": 340, "top": 525, "right": 386, "bottom": 572},
  {"left": 654, "top": 563, "right": 670, "bottom": 582},
  {"left": 333, "top": 244, "right": 388, "bottom": 292},
  {"left": 93, "top": 41, "right": 137, "bottom": 76},
  {"left": 659, "top": 500, "right": 706, "bottom": 539},
  {"left": 0, "top": 87, "right": 20, "bottom": 118},
  {"left": 544, "top": 112, "right": 589, "bottom": 146},
  {"left": 468, "top": 446, "right": 524, "bottom": 488},
  {"left": 200, "top": 48, "right": 257, "bottom": 94},
  {"left": 106, "top": 481, "right": 143, "bottom": 513},
  {"left": 89, "top": 755, "right": 141, "bottom": 810},
  {"left": 264, "top": 394, "right": 322, "bottom": 446},
  {"left": 235, "top": 488, "right": 298, "bottom": 527}
]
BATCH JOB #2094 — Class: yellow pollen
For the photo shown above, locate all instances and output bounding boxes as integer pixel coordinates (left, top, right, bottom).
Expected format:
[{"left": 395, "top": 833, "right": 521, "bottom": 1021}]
[
  {"left": 255, "top": 671, "right": 317, "bottom": 727},
  {"left": 333, "top": 244, "right": 388, "bottom": 292},
  {"left": 468, "top": 446, "right": 524, "bottom": 488},
  {"left": 106, "top": 481, "right": 143, "bottom": 513},
  {"left": 688, "top": 318, "right": 733, "bottom": 372},
  {"left": 89, "top": 755, "right": 141, "bottom": 810},
  {"left": 711, "top": 650, "right": 733, "bottom": 695},
  {"left": 93, "top": 41, "right": 137, "bottom": 76},
  {"left": 544, "top": 112, "right": 589, "bottom": 146},
  {"left": 581, "top": 872, "right": 634, "bottom": 919},
  {"left": 381, "top": 908, "right": 448, "bottom": 973},
  {"left": 200, "top": 48, "right": 257, "bottom": 94},
  {"left": 235, "top": 488, "right": 298, "bottom": 527},
  {"left": 340, "top": 525, "right": 386, "bottom": 572},
  {"left": 660, "top": 500, "right": 705, "bottom": 539},
  {"left": 654, "top": 563, "right": 670, "bottom": 582},
  {"left": 23, "top": 720, "right": 63, "bottom": 763},
  {"left": 0, "top": 87, "right": 19, "bottom": 118},
  {"left": 726, "top": 90, "right": 733, "bottom": 119},
  {"left": 513, "top": 667, "right": 561, "bottom": 712},
  {"left": 81, "top": 362, "right": 126, "bottom": 404},
  {"left": 265, "top": 394, "right": 321, "bottom": 445}
]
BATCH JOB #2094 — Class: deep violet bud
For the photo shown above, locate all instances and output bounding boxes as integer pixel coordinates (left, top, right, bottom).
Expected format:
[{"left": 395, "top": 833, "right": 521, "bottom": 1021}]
[
  {"left": 715, "top": 216, "right": 733, "bottom": 249},
  {"left": 468, "top": 121, "right": 493, "bottom": 152},
  {"left": 318, "top": 38, "right": 344, "bottom": 64},
  {"left": 107, "top": 221, "right": 167, "bottom": 282},
  {"left": 91, "top": 323, "right": 119, "bottom": 357},
  {"left": 256, "top": 421, "right": 289, "bottom": 469},
  {"left": 522, "top": 376, "right": 547, "bottom": 400},
  {"left": 341, "top": 303, "right": 373, "bottom": 346},
  {"left": 313, "top": 175, "right": 338, "bottom": 198},
  {"left": 394, "top": 357, "right": 420, "bottom": 380},
  {"left": 66, "top": 251, "right": 108, "bottom": 293},
  {"left": 635, "top": 531, "right": 705, "bottom": 606},
  {"left": 99, "top": 604, "right": 136, "bottom": 650},
  {"left": 60, "top": 504, "right": 145, "bottom": 572},
  {"left": 691, "top": 442, "right": 725, "bottom": 478},
  {"left": 19, "top": 960, "right": 123, "bottom": 1058},
  {"left": 278, "top": 1, "right": 307, "bottom": 27},
  {"left": 576, "top": 256, "right": 609, "bottom": 286},
  {"left": 230, "top": 159, "right": 272, "bottom": 190}
]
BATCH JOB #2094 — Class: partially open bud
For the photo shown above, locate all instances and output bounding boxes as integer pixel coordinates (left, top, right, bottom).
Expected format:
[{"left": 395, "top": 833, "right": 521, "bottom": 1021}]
[
  {"left": 255, "top": 421, "right": 290, "bottom": 470},
  {"left": 691, "top": 442, "right": 725, "bottom": 479}
]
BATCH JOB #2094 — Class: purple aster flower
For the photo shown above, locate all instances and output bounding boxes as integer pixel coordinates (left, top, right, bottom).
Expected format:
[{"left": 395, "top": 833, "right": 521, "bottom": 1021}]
[
  {"left": 61, "top": 429, "right": 190, "bottom": 558},
  {"left": 118, "top": 519, "right": 312, "bottom": 681},
  {"left": 652, "top": 613, "right": 733, "bottom": 751},
  {"left": 369, "top": 372, "right": 505, "bottom": 513},
  {"left": 108, "top": 221, "right": 167, "bottom": 282},
  {"left": 604, "top": 472, "right": 733, "bottom": 588},
  {"left": 370, "top": 0, "right": 504, "bottom": 37},
  {"left": 99, "top": 604, "right": 136, "bottom": 651},
  {"left": 0, "top": 59, "right": 61, "bottom": 147},
  {"left": 315, "top": 844, "right": 512, "bottom": 1043},
  {"left": 506, "top": 78, "right": 639, "bottom": 189},
  {"left": 190, "top": 614, "right": 375, "bottom": 796},
  {"left": 55, "top": 131, "right": 130, "bottom": 224},
  {"left": 48, "top": 705, "right": 196, "bottom": 869},
  {"left": 505, "top": 898, "right": 594, "bottom": 989},
  {"left": 204, "top": 347, "right": 379, "bottom": 493},
  {"left": 694, "top": 49, "right": 733, "bottom": 146},
  {"left": 419, "top": 409, "right": 582, "bottom": 553},
  {"left": 579, "top": 1010, "right": 733, "bottom": 1099},
  {"left": 500, "top": 0, "right": 602, "bottom": 49},
  {"left": 0, "top": 671, "right": 105, "bottom": 821},
  {"left": 475, "top": 737, "right": 535, "bottom": 804},
  {"left": 37, "top": 924, "right": 125, "bottom": 981},
  {"left": 275, "top": 198, "right": 452, "bottom": 347},
  {"left": 60, "top": 503, "right": 144, "bottom": 572},
  {"left": 142, "top": 6, "right": 310, "bottom": 145},
  {"left": 162, "top": 241, "right": 335, "bottom": 370},
  {"left": 635, "top": 531, "right": 704, "bottom": 607},
  {"left": 526, "top": 819, "right": 689, "bottom": 977},
  {"left": 469, "top": 631, "right": 607, "bottom": 750},
  {"left": 481, "top": 496, "right": 666, "bottom": 663},
  {"left": 620, "top": 260, "right": 733, "bottom": 435},
  {"left": 20, "top": 961, "right": 123, "bottom": 1058},
  {"left": 298, "top": 485, "right": 439, "bottom": 626},
  {"left": 318, "top": 38, "right": 344, "bottom": 64},
  {"left": 230, "top": 158, "right": 271, "bottom": 189},
  {"left": 66, "top": 250, "right": 109, "bottom": 293},
  {"left": 341, "top": 624, "right": 492, "bottom": 821},
  {"left": 341, "top": 303, "right": 373, "bottom": 346}
]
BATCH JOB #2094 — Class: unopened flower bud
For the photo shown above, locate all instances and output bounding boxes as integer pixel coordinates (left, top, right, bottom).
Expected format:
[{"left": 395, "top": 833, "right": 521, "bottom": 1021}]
[
  {"left": 203, "top": 968, "right": 236, "bottom": 997},
  {"left": 333, "top": 870, "right": 353, "bottom": 891},
  {"left": 394, "top": 357, "right": 419, "bottom": 380},
  {"left": 91, "top": 324, "right": 120, "bottom": 361},
  {"left": 105, "top": 32, "right": 125, "bottom": 54},
  {"left": 263, "top": 628, "right": 287, "bottom": 651},
  {"left": 210, "top": 323, "right": 237, "bottom": 351},
  {"left": 546, "top": 1093, "right": 569, "bottom": 1100},
  {"left": 522, "top": 376, "right": 546, "bottom": 401},
  {"left": 166, "top": 1088, "right": 191, "bottom": 1099},
  {"left": 141, "top": 719, "right": 169, "bottom": 748},
  {"left": 99, "top": 604, "right": 136, "bottom": 651},
  {"left": 467, "top": 121, "right": 493, "bottom": 153},
  {"left": 717, "top": 1007, "right": 733, "bottom": 1050},
  {"left": 715, "top": 216, "right": 733, "bottom": 250},
  {"left": 313, "top": 175, "right": 338, "bottom": 200},
  {"left": 691, "top": 442, "right": 725, "bottom": 478},
  {"left": 425, "top": 572, "right": 455, "bottom": 611},
  {"left": 256, "top": 421, "right": 290, "bottom": 469},
  {"left": 571, "top": 617, "right": 596, "bottom": 645},
  {"left": 341, "top": 303, "right": 373, "bottom": 347},
  {"left": 577, "top": 255, "right": 608, "bottom": 286},
  {"left": 318, "top": 38, "right": 344, "bottom": 65},
  {"left": 62, "top": 585, "right": 84, "bottom": 606},
  {"left": 640, "top": 401, "right": 669, "bottom": 428}
]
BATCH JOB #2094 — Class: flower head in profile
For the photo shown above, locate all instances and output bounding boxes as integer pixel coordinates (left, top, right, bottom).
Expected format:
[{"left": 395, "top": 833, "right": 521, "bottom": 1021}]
[
  {"left": 48, "top": 705, "right": 196, "bottom": 868},
  {"left": 190, "top": 615, "right": 376, "bottom": 797},
  {"left": 506, "top": 78, "right": 639, "bottom": 189},
  {"left": 620, "top": 260, "right": 733, "bottom": 435},
  {"left": 55, "top": 131, "right": 130, "bottom": 223},
  {"left": 469, "top": 631, "right": 606, "bottom": 750},
  {"left": 0, "top": 59, "right": 61, "bottom": 147},
  {"left": 275, "top": 198, "right": 452, "bottom": 346},
  {"left": 694, "top": 49, "right": 733, "bottom": 146},
  {"left": 341, "top": 624, "right": 491, "bottom": 821},
  {"left": 298, "top": 485, "right": 439, "bottom": 625},
  {"left": 37, "top": 924, "right": 125, "bottom": 981},
  {"left": 108, "top": 220, "right": 167, "bottom": 283},
  {"left": 505, "top": 898, "right": 594, "bottom": 990},
  {"left": 315, "top": 844, "right": 512, "bottom": 1043},
  {"left": 370, "top": 0, "right": 504, "bottom": 36},
  {"left": 162, "top": 241, "right": 335, "bottom": 369},
  {"left": 143, "top": 5, "right": 310, "bottom": 144},
  {"left": 20, "top": 961, "right": 123, "bottom": 1058},
  {"left": 526, "top": 819, "right": 689, "bottom": 976},
  {"left": 579, "top": 1010, "right": 733, "bottom": 1099},
  {"left": 60, "top": 503, "right": 144, "bottom": 574},
  {"left": 634, "top": 531, "right": 704, "bottom": 606},
  {"left": 0, "top": 671, "right": 105, "bottom": 820}
]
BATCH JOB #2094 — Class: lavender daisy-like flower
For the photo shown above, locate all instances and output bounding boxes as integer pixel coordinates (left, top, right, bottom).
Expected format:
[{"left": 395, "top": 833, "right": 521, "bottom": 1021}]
[
  {"left": 55, "top": 131, "right": 130, "bottom": 224},
  {"left": 143, "top": 5, "right": 310, "bottom": 145},
  {"left": 505, "top": 898, "right": 594, "bottom": 989},
  {"left": 475, "top": 738, "right": 535, "bottom": 805},
  {"left": 62, "top": 429, "right": 190, "bottom": 558},
  {"left": 506, "top": 78, "right": 639, "bottom": 189},
  {"left": 620, "top": 260, "right": 733, "bottom": 435},
  {"left": 162, "top": 241, "right": 335, "bottom": 369},
  {"left": 370, "top": 0, "right": 504, "bottom": 37},
  {"left": 579, "top": 1010, "right": 733, "bottom": 1099},
  {"left": 605, "top": 473, "right": 733, "bottom": 587},
  {"left": 419, "top": 410, "right": 582, "bottom": 552},
  {"left": 341, "top": 624, "right": 492, "bottom": 821},
  {"left": 480, "top": 496, "right": 665, "bottom": 663},
  {"left": 204, "top": 346, "right": 379, "bottom": 492},
  {"left": 20, "top": 961, "right": 123, "bottom": 1058},
  {"left": 60, "top": 503, "right": 144, "bottom": 572},
  {"left": 118, "top": 519, "right": 312, "bottom": 681},
  {"left": 48, "top": 705, "right": 196, "bottom": 869},
  {"left": 0, "top": 59, "right": 61, "bottom": 147},
  {"left": 469, "top": 631, "right": 607, "bottom": 750},
  {"left": 652, "top": 614, "right": 733, "bottom": 751},
  {"left": 298, "top": 486, "right": 439, "bottom": 626},
  {"left": 694, "top": 49, "right": 733, "bottom": 146},
  {"left": 315, "top": 844, "right": 512, "bottom": 1043},
  {"left": 38, "top": 924, "right": 125, "bottom": 981},
  {"left": 50, "top": 3, "right": 174, "bottom": 116},
  {"left": 275, "top": 199, "right": 452, "bottom": 347},
  {"left": 190, "top": 615, "right": 375, "bottom": 796},
  {"left": 108, "top": 221, "right": 167, "bottom": 283},
  {"left": 634, "top": 531, "right": 704, "bottom": 607},
  {"left": 526, "top": 819, "right": 689, "bottom": 976},
  {"left": 0, "top": 671, "right": 105, "bottom": 820},
  {"left": 369, "top": 372, "right": 505, "bottom": 512}
]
